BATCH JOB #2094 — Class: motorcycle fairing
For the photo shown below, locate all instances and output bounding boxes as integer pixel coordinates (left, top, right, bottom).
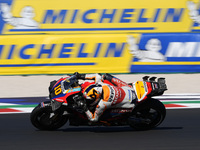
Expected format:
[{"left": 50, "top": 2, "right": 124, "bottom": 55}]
[
  {"left": 52, "top": 88, "right": 81, "bottom": 104},
  {"left": 133, "top": 81, "right": 153, "bottom": 102},
  {"left": 50, "top": 76, "right": 81, "bottom": 104}
]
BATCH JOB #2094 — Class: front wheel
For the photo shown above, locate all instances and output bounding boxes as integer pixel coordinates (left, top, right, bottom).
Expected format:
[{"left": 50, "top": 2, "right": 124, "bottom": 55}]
[
  {"left": 30, "top": 101, "right": 68, "bottom": 130},
  {"left": 128, "top": 98, "right": 166, "bottom": 130}
]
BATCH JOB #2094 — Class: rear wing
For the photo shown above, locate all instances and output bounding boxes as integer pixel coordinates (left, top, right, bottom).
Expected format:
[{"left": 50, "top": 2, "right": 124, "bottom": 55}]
[{"left": 133, "top": 76, "right": 167, "bottom": 102}]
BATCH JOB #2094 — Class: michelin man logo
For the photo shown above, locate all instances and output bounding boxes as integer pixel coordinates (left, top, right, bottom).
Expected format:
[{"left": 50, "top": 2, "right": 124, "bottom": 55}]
[
  {"left": 127, "top": 35, "right": 166, "bottom": 62},
  {"left": 0, "top": 3, "right": 39, "bottom": 29},
  {"left": 187, "top": 1, "right": 200, "bottom": 25}
]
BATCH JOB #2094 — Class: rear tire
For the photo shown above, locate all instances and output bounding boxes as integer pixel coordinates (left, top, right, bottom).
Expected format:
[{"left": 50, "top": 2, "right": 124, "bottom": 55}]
[
  {"left": 129, "top": 98, "right": 166, "bottom": 130},
  {"left": 30, "top": 101, "right": 68, "bottom": 130}
]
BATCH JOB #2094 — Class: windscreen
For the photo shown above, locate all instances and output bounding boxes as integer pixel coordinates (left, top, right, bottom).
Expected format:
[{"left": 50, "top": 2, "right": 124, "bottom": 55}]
[{"left": 62, "top": 75, "right": 78, "bottom": 90}]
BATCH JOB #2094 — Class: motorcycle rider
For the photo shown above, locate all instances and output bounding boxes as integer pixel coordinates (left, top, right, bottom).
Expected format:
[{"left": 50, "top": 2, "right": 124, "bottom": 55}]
[{"left": 74, "top": 72, "right": 137, "bottom": 123}]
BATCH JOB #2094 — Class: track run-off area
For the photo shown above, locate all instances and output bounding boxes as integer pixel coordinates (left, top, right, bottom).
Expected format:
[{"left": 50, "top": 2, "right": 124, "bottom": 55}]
[{"left": 0, "top": 94, "right": 200, "bottom": 114}]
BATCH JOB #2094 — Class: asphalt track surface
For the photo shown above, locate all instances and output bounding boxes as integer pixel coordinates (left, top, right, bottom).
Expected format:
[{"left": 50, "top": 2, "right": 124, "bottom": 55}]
[{"left": 0, "top": 109, "right": 200, "bottom": 150}]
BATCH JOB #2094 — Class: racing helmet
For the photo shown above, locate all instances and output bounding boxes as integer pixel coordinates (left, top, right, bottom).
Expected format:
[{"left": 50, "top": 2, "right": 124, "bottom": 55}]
[{"left": 82, "top": 84, "right": 103, "bottom": 105}]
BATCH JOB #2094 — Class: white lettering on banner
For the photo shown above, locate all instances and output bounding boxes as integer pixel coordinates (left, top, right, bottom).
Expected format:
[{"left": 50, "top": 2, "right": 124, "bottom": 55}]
[{"left": 165, "top": 42, "right": 200, "bottom": 57}]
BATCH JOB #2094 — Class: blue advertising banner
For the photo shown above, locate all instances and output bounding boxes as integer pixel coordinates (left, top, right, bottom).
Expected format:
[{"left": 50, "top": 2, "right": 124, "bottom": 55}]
[{"left": 128, "top": 33, "right": 200, "bottom": 73}]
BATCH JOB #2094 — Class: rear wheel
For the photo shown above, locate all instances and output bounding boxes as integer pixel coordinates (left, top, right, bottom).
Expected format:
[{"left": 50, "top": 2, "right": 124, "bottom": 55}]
[
  {"left": 30, "top": 101, "right": 68, "bottom": 130},
  {"left": 129, "top": 98, "right": 166, "bottom": 130}
]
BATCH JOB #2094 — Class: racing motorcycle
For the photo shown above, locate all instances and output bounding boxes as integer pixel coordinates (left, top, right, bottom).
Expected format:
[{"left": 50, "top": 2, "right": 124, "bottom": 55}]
[{"left": 30, "top": 74, "right": 167, "bottom": 131}]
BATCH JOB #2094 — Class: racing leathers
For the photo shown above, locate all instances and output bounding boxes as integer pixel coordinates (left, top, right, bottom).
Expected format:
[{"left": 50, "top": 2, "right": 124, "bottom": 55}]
[{"left": 76, "top": 73, "right": 137, "bottom": 122}]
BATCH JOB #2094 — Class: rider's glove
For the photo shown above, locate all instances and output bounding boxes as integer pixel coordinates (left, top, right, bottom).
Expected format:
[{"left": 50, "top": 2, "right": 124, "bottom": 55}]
[{"left": 73, "top": 72, "right": 86, "bottom": 80}]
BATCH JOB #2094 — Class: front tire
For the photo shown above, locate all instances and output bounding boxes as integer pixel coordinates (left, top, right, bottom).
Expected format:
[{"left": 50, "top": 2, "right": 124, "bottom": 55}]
[
  {"left": 129, "top": 98, "right": 166, "bottom": 130},
  {"left": 30, "top": 101, "right": 68, "bottom": 130}
]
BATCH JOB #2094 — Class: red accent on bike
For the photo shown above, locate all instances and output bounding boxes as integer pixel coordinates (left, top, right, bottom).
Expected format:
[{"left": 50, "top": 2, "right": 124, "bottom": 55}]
[
  {"left": 146, "top": 82, "right": 153, "bottom": 95},
  {"left": 111, "top": 86, "right": 126, "bottom": 106},
  {"left": 53, "top": 77, "right": 68, "bottom": 88},
  {"left": 141, "top": 82, "right": 153, "bottom": 101},
  {"left": 103, "top": 80, "right": 114, "bottom": 86},
  {"left": 81, "top": 81, "right": 95, "bottom": 94},
  {"left": 111, "top": 78, "right": 129, "bottom": 87}
]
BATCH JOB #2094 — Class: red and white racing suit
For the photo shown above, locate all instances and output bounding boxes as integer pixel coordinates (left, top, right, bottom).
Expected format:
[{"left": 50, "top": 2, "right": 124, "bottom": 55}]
[{"left": 82, "top": 74, "right": 136, "bottom": 122}]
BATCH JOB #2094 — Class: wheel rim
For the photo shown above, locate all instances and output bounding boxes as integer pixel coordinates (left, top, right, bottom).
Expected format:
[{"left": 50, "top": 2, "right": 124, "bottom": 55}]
[
  {"left": 129, "top": 108, "right": 162, "bottom": 128},
  {"left": 37, "top": 110, "right": 54, "bottom": 126},
  {"left": 38, "top": 113, "right": 53, "bottom": 126}
]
